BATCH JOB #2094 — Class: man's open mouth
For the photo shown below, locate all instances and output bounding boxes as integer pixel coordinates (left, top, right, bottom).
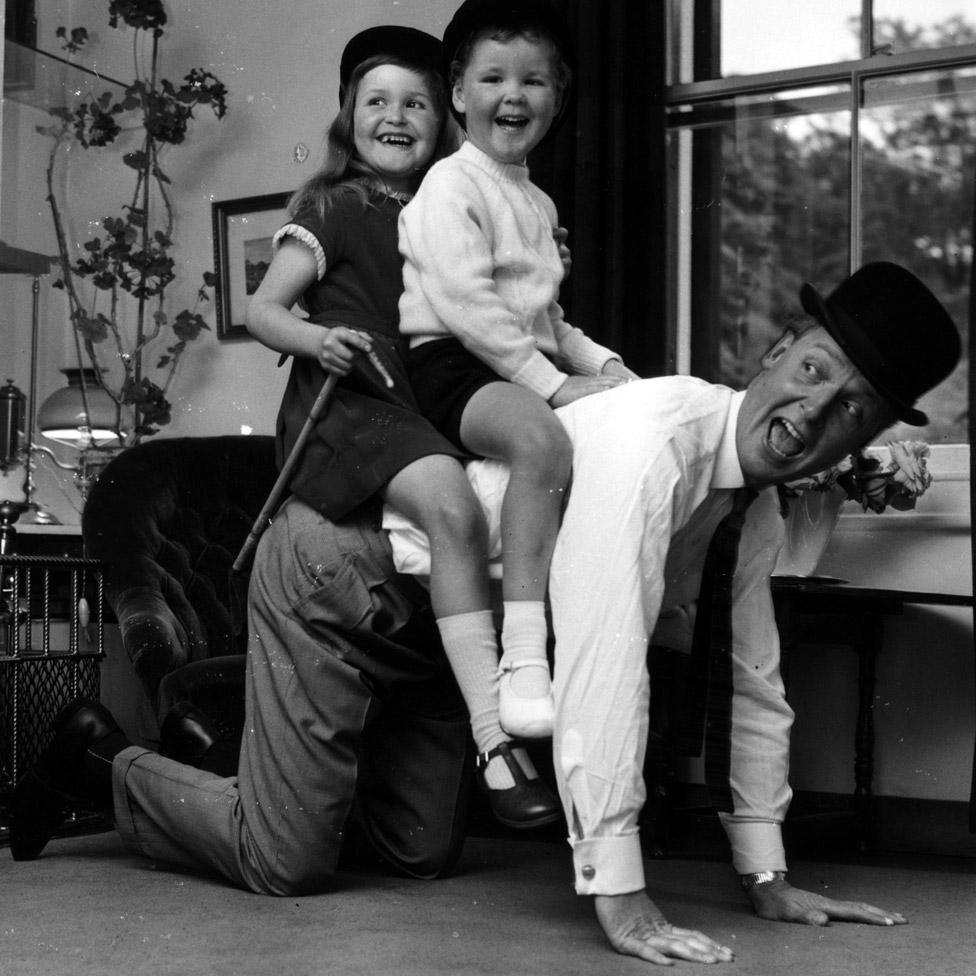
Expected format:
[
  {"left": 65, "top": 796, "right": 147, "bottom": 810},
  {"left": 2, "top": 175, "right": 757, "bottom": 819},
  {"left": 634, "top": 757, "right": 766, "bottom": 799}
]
[{"left": 767, "top": 418, "right": 805, "bottom": 458}]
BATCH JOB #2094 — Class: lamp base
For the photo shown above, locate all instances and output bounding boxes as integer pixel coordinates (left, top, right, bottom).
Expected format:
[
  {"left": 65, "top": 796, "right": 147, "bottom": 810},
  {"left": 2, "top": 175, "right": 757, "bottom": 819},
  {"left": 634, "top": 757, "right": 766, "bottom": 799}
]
[
  {"left": 76, "top": 446, "right": 120, "bottom": 504},
  {"left": 20, "top": 503, "right": 62, "bottom": 526}
]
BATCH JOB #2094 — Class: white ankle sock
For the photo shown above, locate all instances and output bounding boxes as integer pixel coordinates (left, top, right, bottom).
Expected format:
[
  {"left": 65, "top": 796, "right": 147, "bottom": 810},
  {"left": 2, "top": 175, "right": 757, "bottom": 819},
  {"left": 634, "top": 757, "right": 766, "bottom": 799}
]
[
  {"left": 437, "top": 611, "right": 545, "bottom": 790},
  {"left": 500, "top": 600, "right": 551, "bottom": 699},
  {"left": 436, "top": 609, "right": 505, "bottom": 752}
]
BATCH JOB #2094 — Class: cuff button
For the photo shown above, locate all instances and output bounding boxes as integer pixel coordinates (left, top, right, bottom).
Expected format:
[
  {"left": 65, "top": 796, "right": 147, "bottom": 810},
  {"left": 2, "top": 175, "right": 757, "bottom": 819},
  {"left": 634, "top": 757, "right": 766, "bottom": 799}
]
[{"left": 581, "top": 865, "right": 596, "bottom": 880}]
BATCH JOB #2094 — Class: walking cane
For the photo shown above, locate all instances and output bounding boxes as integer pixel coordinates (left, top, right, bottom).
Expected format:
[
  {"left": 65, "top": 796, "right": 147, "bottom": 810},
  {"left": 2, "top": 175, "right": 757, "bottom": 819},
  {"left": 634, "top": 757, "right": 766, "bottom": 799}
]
[
  {"left": 231, "top": 372, "right": 340, "bottom": 575},
  {"left": 227, "top": 344, "right": 394, "bottom": 642},
  {"left": 231, "top": 343, "right": 395, "bottom": 575}
]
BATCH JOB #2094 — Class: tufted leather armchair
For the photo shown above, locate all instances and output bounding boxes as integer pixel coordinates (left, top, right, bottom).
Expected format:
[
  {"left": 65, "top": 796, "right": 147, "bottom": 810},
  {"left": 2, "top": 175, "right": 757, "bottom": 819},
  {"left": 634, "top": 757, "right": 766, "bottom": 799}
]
[{"left": 82, "top": 435, "right": 278, "bottom": 744}]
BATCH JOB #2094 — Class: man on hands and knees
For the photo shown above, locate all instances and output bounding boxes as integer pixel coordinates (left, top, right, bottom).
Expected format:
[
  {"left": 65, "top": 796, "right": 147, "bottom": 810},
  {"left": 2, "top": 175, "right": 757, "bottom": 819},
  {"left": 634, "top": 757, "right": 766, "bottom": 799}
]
[{"left": 546, "top": 262, "right": 959, "bottom": 963}]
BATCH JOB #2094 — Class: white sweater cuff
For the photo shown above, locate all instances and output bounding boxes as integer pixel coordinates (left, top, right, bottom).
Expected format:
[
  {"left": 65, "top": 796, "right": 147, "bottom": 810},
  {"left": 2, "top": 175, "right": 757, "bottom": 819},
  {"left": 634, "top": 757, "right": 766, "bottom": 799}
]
[
  {"left": 511, "top": 350, "right": 568, "bottom": 400},
  {"left": 560, "top": 330, "right": 620, "bottom": 376},
  {"left": 570, "top": 833, "right": 646, "bottom": 895}
]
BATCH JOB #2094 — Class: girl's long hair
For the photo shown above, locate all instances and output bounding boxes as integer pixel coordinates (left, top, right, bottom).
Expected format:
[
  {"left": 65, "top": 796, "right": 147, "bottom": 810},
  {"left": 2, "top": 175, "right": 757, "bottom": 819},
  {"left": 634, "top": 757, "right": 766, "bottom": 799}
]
[{"left": 289, "top": 54, "right": 460, "bottom": 222}]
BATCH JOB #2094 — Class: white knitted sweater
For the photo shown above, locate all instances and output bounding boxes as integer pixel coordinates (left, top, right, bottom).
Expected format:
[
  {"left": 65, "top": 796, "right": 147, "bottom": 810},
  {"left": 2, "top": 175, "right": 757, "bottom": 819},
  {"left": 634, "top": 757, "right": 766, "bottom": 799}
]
[{"left": 398, "top": 140, "right": 618, "bottom": 400}]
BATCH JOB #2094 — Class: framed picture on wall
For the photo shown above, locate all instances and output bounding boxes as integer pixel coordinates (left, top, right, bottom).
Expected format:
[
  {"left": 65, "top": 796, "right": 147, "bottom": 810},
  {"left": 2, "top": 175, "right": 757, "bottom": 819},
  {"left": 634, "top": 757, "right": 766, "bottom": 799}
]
[
  {"left": 5, "top": 0, "right": 38, "bottom": 92},
  {"left": 211, "top": 192, "right": 290, "bottom": 339}
]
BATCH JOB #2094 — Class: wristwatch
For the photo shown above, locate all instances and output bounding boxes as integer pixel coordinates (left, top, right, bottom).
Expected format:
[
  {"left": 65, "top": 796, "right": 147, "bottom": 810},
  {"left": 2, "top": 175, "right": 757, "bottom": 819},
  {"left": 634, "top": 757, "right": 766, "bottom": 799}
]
[{"left": 739, "top": 870, "right": 787, "bottom": 891}]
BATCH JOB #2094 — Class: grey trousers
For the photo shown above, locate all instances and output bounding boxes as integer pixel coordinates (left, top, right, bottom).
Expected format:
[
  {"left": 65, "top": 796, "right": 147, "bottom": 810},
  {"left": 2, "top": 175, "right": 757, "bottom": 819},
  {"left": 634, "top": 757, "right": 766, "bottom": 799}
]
[{"left": 113, "top": 497, "right": 471, "bottom": 895}]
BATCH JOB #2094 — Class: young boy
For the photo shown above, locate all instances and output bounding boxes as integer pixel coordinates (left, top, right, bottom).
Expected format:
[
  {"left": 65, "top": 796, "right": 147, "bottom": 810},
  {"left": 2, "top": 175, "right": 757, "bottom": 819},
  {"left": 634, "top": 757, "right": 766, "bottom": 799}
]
[{"left": 398, "top": 0, "right": 638, "bottom": 759}]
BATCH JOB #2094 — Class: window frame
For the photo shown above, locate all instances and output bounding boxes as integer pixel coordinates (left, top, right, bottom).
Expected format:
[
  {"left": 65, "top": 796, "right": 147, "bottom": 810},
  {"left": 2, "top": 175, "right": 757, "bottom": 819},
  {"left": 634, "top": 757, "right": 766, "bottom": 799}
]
[{"left": 664, "top": 8, "right": 974, "bottom": 447}]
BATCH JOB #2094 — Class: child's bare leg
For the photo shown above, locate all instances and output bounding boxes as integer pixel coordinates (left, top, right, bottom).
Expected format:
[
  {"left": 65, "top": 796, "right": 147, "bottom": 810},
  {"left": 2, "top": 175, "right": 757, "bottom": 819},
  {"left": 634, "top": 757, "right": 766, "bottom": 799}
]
[
  {"left": 383, "top": 456, "right": 552, "bottom": 809},
  {"left": 384, "top": 454, "right": 489, "bottom": 617},
  {"left": 460, "top": 384, "right": 572, "bottom": 737},
  {"left": 461, "top": 384, "right": 572, "bottom": 604}
]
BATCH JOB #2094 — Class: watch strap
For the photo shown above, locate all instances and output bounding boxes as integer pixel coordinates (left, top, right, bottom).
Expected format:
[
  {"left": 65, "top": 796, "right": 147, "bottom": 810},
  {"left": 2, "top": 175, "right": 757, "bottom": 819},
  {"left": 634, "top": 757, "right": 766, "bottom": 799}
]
[{"left": 740, "top": 870, "right": 787, "bottom": 891}]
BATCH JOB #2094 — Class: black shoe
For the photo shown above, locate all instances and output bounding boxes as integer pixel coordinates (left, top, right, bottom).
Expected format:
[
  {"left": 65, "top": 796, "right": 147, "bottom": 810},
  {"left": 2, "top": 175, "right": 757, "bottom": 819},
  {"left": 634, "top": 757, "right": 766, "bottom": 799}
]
[
  {"left": 476, "top": 741, "right": 561, "bottom": 830},
  {"left": 159, "top": 701, "right": 240, "bottom": 777},
  {"left": 9, "top": 698, "right": 123, "bottom": 862},
  {"left": 160, "top": 701, "right": 220, "bottom": 762}
]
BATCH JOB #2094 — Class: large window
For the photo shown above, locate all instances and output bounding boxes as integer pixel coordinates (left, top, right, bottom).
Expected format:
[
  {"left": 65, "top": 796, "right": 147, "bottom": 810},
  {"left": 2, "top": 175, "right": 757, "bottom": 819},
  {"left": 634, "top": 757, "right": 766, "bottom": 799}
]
[{"left": 666, "top": 1, "right": 973, "bottom": 445}]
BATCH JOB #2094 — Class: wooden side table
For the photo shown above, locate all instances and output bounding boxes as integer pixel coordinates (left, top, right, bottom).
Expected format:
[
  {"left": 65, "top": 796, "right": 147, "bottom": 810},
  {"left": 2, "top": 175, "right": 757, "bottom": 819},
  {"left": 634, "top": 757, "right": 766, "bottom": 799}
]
[
  {"left": 8, "top": 521, "right": 83, "bottom": 558},
  {"left": 771, "top": 578, "right": 974, "bottom": 848}
]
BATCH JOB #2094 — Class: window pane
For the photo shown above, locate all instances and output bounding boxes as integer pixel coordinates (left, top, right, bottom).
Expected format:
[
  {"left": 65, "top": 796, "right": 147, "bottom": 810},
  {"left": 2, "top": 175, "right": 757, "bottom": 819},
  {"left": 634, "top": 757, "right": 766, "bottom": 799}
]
[
  {"left": 873, "top": 1, "right": 976, "bottom": 54},
  {"left": 860, "top": 67, "right": 974, "bottom": 444},
  {"left": 668, "top": 87, "right": 851, "bottom": 390},
  {"left": 721, "top": 0, "right": 860, "bottom": 77}
]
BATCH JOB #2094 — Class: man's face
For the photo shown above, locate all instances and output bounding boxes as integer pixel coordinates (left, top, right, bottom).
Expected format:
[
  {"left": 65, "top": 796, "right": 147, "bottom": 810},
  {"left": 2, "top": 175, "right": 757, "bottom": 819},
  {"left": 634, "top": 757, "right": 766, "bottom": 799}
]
[{"left": 736, "top": 326, "right": 895, "bottom": 489}]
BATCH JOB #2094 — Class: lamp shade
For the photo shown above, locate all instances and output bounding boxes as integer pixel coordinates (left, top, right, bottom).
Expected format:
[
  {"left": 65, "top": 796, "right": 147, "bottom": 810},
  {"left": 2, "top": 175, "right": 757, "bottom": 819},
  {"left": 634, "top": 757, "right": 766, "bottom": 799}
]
[{"left": 38, "top": 368, "right": 121, "bottom": 448}]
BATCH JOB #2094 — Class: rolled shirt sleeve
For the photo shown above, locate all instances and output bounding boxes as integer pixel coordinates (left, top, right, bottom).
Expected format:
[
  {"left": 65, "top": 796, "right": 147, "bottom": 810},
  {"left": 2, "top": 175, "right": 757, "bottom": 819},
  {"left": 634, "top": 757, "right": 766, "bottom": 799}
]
[
  {"left": 720, "top": 491, "right": 793, "bottom": 874},
  {"left": 721, "top": 818, "right": 788, "bottom": 875}
]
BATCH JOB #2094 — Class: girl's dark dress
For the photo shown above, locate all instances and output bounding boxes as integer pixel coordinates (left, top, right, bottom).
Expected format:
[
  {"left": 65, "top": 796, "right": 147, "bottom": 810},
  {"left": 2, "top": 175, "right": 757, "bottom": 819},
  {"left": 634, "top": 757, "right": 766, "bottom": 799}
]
[{"left": 275, "top": 187, "right": 463, "bottom": 520}]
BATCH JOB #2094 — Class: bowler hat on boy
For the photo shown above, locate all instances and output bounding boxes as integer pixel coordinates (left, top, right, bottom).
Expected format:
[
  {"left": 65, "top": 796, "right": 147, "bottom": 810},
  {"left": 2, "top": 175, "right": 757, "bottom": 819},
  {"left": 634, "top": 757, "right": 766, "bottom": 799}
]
[
  {"left": 339, "top": 25, "right": 443, "bottom": 105},
  {"left": 441, "top": 0, "right": 575, "bottom": 76},
  {"left": 799, "top": 262, "right": 960, "bottom": 426}
]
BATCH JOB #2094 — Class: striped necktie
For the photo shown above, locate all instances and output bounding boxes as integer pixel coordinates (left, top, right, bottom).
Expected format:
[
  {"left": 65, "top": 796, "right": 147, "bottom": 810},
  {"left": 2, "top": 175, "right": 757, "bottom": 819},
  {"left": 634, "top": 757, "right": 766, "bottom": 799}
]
[{"left": 677, "top": 486, "right": 759, "bottom": 811}]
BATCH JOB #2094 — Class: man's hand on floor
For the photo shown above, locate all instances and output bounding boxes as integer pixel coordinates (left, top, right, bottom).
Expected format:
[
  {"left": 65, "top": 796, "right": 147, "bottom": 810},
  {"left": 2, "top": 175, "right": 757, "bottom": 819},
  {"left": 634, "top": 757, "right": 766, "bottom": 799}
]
[
  {"left": 595, "top": 891, "right": 735, "bottom": 965},
  {"left": 746, "top": 878, "right": 907, "bottom": 927}
]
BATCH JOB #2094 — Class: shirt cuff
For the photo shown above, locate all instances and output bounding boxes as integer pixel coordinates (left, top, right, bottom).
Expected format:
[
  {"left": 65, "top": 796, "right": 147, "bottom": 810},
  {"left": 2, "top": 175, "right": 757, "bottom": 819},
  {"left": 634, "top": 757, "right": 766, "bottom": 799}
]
[
  {"left": 570, "top": 834, "right": 646, "bottom": 895},
  {"left": 719, "top": 816, "right": 787, "bottom": 874}
]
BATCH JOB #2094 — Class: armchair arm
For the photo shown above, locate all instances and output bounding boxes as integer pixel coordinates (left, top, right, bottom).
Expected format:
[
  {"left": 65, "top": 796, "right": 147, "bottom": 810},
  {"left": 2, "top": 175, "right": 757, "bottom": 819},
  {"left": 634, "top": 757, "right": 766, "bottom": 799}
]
[{"left": 114, "top": 586, "right": 200, "bottom": 706}]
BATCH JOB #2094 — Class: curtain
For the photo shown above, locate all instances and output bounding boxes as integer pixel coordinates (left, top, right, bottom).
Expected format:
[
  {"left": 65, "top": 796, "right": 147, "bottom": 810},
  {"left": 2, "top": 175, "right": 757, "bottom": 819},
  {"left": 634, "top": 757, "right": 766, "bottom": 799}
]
[{"left": 530, "top": 0, "right": 668, "bottom": 378}]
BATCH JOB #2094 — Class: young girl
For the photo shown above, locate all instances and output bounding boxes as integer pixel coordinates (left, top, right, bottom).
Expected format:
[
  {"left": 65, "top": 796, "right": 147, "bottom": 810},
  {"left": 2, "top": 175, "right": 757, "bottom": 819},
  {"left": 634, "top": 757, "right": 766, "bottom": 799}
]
[
  {"left": 398, "top": 2, "right": 638, "bottom": 739},
  {"left": 245, "top": 26, "right": 558, "bottom": 829}
]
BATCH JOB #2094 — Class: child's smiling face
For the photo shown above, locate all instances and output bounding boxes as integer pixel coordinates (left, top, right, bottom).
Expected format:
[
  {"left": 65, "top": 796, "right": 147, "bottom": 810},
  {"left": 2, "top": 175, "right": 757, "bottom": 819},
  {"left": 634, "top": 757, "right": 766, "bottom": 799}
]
[
  {"left": 353, "top": 64, "right": 442, "bottom": 192},
  {"left": 452, "top": 33, "right": 561, "bottom": 165}
]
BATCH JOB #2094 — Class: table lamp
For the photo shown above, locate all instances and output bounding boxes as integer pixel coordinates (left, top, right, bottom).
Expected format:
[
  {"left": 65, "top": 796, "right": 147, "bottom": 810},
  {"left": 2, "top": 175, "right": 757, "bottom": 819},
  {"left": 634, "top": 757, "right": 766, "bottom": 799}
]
[
  {"left": 37, "top": 368, "right": 120, "bottom": 448},
  {"left": 35, "top": 367, "right": 123, "bottom": 502}
]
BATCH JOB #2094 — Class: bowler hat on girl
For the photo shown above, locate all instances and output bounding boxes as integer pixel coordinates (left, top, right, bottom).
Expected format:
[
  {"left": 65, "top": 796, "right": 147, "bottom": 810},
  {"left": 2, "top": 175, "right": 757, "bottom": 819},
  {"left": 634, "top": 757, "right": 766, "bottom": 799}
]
[
  {"left": 799, "top": 261, "right": 960, "bottom": 426},
  {"left": 338, "top": 25, "right": 443, "bottom": 105}
]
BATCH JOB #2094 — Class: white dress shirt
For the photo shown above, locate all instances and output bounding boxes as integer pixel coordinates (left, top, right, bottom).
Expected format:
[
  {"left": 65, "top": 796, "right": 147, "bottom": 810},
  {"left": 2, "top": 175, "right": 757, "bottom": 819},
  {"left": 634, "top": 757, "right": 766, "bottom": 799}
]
[
  {"left": 383, "top": 376, "right": 794, "bottom": 893},
  {"left": 550, "top": 377, "right": 792, "bottom": 894}
]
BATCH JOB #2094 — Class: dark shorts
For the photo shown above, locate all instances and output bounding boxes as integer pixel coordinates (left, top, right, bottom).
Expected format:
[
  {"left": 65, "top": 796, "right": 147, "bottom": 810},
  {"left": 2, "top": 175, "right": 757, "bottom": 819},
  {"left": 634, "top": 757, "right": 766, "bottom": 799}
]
[
  {"left": 406, "top": 337, "right": 504, "bottom": 449},
  {"left": 278, "top": 330, "right": 465, "bottom": 522}
]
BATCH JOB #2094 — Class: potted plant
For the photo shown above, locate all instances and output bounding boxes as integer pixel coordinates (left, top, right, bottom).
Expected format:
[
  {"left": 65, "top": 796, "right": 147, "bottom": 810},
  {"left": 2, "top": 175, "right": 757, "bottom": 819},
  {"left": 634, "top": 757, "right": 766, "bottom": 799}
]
[{"left": 37, "top": 0, "right": 228, "bottom": 446}]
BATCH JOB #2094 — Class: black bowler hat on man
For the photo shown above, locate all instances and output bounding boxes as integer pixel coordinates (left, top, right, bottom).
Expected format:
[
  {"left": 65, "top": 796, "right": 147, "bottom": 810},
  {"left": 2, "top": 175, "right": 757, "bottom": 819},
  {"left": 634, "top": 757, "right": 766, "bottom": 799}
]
[
  {"left": 799, "top": 261, "right": 960, "bottom": 426},
  {"left": 338, "top": 25, "right": 443, "bottom": 106}
]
